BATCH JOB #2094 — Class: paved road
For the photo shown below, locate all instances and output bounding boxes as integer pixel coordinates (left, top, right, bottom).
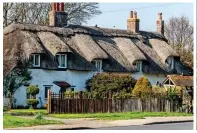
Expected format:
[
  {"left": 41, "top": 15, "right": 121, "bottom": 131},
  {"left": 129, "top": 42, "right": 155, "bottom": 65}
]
[{"left": 84, "top": 122, "right": 193, "bottom": 130}]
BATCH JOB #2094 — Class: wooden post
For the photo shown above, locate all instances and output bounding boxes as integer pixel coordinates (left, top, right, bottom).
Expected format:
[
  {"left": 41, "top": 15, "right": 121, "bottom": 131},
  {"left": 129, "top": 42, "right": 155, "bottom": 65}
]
[
  {"left": 79, "top": 91, "right": 83, "bottom": 113},
  {"left": 47, "top": 89, "right": 51, "bottom": 114}
]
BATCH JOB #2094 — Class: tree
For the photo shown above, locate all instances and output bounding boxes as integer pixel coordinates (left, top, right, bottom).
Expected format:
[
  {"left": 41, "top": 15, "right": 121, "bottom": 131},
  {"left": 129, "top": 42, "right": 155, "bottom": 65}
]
[
  {"left": 165, "top": 15, "right": 193, "bottom": 68},
  {"left": 3, "top": 67, "right": 32, "bottom": 108},
  {"left": 3, "top": 2, "right": 101, "bottom": 27},
  {"left": 132, "top": 77, "right": 152, "bottom": 98}
]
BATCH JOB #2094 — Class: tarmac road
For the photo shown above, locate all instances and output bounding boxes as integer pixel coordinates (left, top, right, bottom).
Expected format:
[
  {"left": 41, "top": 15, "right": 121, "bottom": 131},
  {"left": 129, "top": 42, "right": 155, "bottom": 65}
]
[{"left": 86, "top": 122, "right": 193, "bottom": 130}]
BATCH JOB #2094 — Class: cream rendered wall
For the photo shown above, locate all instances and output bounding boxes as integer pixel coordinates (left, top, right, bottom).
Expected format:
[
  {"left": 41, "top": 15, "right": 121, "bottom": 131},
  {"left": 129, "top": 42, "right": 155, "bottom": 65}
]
[
  {"left": 132, "top": 72, "right": 166, "bottom": 86},
  {"left": 14, "top": 69, "right": 94, "bottom": 107},
  {"left": 14, "top": 69, "right": 166, "bottom": 107}
]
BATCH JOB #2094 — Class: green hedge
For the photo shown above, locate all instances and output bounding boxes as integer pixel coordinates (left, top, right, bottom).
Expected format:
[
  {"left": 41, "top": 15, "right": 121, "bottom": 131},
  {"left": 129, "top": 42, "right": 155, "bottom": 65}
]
[
  {"left": 86, "top": 73, "right": 136, "bottom": 93},
  {"left": 27, "top": 85, "right": 39, "bottom": 95},
  {"left": 27, "top": 99, "right": 39, "bottom": 106}
]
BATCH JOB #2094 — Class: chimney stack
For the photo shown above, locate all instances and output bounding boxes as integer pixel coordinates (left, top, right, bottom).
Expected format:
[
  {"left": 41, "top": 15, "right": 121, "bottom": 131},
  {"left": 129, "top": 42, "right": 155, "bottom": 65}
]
[
  {"left": 49, "top": 2, "right": 67, "bottom": 27},
  {"left": 127, "top": 11, "right": 140, "bottom": 33},
  {"left": 156, "top": 13, "right": 164, "bottom": 35}
]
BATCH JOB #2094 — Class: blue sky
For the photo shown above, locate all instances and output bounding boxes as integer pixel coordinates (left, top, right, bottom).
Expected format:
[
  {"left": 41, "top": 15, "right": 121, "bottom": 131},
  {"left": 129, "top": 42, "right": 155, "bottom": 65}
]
[{"left": 86, "top": 3, "right": 193, "bottom": 31}]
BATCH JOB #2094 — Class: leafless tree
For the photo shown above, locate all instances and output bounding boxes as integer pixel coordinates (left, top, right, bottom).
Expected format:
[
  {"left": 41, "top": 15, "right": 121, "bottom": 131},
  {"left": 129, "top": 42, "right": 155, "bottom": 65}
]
[
  {"left": 3, "top": 2, "right": 101, "bottom": 27},
  {"left": 165, "top": 15, "right": 193, "bottom": 68}
]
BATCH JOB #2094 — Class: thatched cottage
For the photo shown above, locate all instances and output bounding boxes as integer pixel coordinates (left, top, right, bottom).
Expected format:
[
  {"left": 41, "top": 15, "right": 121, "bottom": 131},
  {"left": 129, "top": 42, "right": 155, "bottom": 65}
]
[{"left": 3, "top": 3, "right": 192, "bottom": 107}]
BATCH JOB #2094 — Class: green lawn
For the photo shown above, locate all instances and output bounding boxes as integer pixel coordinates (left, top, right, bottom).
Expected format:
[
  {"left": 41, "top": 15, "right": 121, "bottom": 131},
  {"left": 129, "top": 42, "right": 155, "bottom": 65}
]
[
  {"left": 7, "top": 109, "right": 47, "bottom": 116},
  {"left": 3, "top": 114, "right": 62, "bottom": 128},
  {"left": 48, "top": 112, "right": 192, "bottom": 120}
]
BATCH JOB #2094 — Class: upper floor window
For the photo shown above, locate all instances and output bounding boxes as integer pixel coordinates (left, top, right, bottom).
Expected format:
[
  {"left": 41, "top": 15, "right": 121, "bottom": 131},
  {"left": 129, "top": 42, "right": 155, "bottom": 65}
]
[
  {"left": 136, "top": 61, "right": 142, "bottom": 72},
  {"left": 167, "top": 57, "right": 175, "bottom": 69},
  {"left": 56, "top": 54, "right": 67, "bottom": 68},
  {"left": 93, "top": 60, "right": 102, "bottom": 72},
  {"left": 31, "top": 54, "right": 40, "bottom": 67}
]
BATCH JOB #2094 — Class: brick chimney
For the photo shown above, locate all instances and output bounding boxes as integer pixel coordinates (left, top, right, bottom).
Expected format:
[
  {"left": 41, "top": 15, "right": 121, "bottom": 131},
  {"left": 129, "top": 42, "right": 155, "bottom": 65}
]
[
  {"left": 156, "top": 13, "right": 164, "bottom": 35},
  {"left": 49, "top": 3, "right": 67, "bottom": 27},
  {"left": 127, "top": 11, "right": 140, "bottom": 33}
]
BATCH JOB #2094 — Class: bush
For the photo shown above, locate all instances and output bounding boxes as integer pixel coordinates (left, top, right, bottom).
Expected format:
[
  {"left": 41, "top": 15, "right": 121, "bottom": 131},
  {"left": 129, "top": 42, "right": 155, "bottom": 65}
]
[
  {"left": 27, "top": 85, "right": 39, "bottom": 95},
  {"left": 152, "top": 86, "right": 167, "bottom": 98},
  {"left": 132, "top": 77, "right": 152, "bottom": 98},
  {"left": 86, "top": 73, "right": 136, "bottom": 94},
  {"left": 27, "top": 99, "right": 39, "bottom": 108},
  {"left": 35, "top": 112, "right": 44, "bottom": 120},
  {"left": 3, "top": 106, "right": 8, "bottom": 112}
]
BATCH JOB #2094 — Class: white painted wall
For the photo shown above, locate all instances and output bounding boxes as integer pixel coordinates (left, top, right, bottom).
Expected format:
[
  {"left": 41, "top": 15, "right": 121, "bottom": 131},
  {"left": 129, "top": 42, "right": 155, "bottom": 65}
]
[
  {"left": 14, "top": 69, "right": 94, "bottom": 107},
  {"left": 132, "top": 72, "right": 166, "bottom": 86},
  {"left": 14, "top": 70, "right": 166, "bottom": 107}
]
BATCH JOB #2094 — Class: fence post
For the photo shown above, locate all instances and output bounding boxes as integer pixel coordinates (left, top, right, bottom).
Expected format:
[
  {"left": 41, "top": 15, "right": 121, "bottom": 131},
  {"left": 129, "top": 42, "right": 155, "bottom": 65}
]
[
  {"left": 108, "top": 91, "right": 112, "bottom": 113},
  {"left": 47, "top": 89, "right": 51, "bottom": 114},
  {"left": 79, "top": 91, "right": 83, "bottom": 113}
]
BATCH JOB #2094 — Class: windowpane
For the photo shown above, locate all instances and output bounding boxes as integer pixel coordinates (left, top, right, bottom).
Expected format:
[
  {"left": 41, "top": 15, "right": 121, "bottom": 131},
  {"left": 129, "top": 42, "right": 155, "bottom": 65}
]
[
  {"left": 56, "top": 55, "right": 60, "bottom": 66},
  {"left": 35, "top": 55, "right": 39, "bottom": 65},
  {"left": 45, "top": 87, "right": 51, "bottom": 99},
  {"left": 61, "top": 55, "right": 65, "bottom": 67}
]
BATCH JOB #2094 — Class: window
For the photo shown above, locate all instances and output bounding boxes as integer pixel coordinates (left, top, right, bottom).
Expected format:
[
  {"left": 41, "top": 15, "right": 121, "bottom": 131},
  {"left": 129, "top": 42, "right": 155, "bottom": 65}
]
[
  {"left": 93, "top": 60, "right": 102, "bottom": 72},
  {"left": 136, "top": 61, "right": 142, "bottom": 72},
  {"left": 167, "top": 57, "right": 175, "bottom": 69},
  {"left": 31, "top": 54, "right": 40, "bottom": 67},
  {"left": 56, "top": 54, "right": 67, "bottom": 68},
  {"left": 45, "top": 86, "right": 51, "bottom": 99}
]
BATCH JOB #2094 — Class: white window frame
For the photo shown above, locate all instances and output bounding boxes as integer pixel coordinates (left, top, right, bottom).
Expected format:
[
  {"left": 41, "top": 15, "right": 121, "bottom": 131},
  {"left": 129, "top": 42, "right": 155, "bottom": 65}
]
[
  {"left": 56, "top": 54, "right": 67, "bottom": 68},
  {"left": 31, "top": 54, "right": 40, "bottom": 67},
  {"left": 93, "top": 60, "right": 102, "bottom": 72},
  {"left": 136, "top": 61, "right": 142, "bottom": 72}
]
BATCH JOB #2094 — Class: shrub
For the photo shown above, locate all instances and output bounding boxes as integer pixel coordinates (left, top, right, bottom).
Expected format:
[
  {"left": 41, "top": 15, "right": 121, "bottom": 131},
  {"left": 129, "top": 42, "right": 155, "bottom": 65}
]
[
  {"left": 152, "top": 86, "right": 167, "bottom": 98},
  {"left": 3, "top": 106, "right": 8, "bottom": 112},
  {"left": 132, "top": 77, "right": 152, "bottom": 98},
  {"left": 35, "top": 112, "right": 44, "bottom": 120},
  {"left": 27, "top": 85, "right": 39, "bottom": 95},
  {"left": 27, "top": 99, "right": 39, "bottom": 108},
  {"left": 86, "top": 73, "right": 136, "bottom": 94}
]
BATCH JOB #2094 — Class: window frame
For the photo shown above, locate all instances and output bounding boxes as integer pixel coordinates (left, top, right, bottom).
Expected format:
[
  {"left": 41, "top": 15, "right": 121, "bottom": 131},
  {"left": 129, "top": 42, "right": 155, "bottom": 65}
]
[
  {"left": 44, "top": 86, "right": 52, "bottom": 99},
  {"left": 56, "top": 54, "right": 67, "bottom": 68},
  {"left": 93, "top": 60, "right": 102, "bottom": 72},
  {"left": 31, "top": 54, "right": 40, "bottom": 67}
]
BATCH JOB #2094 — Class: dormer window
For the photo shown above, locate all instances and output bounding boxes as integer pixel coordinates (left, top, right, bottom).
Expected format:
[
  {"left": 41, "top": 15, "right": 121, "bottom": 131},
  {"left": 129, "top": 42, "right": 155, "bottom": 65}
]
[
  {"left": 167, "top": 57, "right": 175, "bottom": 69},
  {"left": 93, "top": 60, "right": 102, "bottom": 72},
  {"left": 56, "top": 54, "right": 67, "bottom": 68},
  {"left": 136, "top": 61, "right": 142, "bottom": 72},
  {"left": 31, "top": 54, "right": 40, "bottom": 67}
]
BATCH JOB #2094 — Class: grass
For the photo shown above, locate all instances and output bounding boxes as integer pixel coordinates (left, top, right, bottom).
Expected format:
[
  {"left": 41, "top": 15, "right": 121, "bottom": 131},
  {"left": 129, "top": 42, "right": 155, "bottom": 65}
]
[
  {"left": 6, "top": 109, "right": 48, "bottom": 116},
  {"left": 48, "top": 112, "right": 192, "bottom": 120},
  {"left": 3, "top": 114, "right": 62, "bottom": 128}
]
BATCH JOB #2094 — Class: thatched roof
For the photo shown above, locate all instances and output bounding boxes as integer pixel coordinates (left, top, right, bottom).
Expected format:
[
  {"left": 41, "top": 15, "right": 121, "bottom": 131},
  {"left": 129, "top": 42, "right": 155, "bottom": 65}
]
[
  {"left": 3, "top": 23, "right": 192, "bottom": 76},
  {"left": 149, "top": 39, "right": 179, "bottom": 63},
  {"left": 163, "top": 75, "right": 193, "bottom": 87}
]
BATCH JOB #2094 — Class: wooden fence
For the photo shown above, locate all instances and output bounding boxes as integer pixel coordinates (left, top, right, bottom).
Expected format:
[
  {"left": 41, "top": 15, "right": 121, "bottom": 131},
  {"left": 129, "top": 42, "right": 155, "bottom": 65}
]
[{"left": 47, "top": 90, "right": 184, "bottom": 114}]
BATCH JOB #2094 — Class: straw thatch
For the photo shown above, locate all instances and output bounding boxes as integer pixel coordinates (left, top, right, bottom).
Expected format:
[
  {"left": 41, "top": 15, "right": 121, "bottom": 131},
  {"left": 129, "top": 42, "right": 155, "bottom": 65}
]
[
  {"left": 3, "top": 23, "right": 192, "bottom": 76},
  {"left": 149, "top": 39, "right": 179, "bottom": 64}
]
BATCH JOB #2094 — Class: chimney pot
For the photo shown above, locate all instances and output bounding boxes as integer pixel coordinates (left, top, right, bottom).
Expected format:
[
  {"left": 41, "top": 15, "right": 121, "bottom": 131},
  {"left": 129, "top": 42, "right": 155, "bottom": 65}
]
[
  {"left": 158, "top": 12, "right": 162, "bottom": 20},
  {"left": 52, "top": 3, "right": 56, "bottom": 11},
  {"left": 130, "top": 11, "right": 133, "bottom": 18},
  {"left": 60, "top": 3, "right": 64, "bottom": 11},
  {"left": 133, "top": 11, "right": 137, "bottom": 19},
  {"left": 56, "top": 3, "right": 60, "bottom": 11}
]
